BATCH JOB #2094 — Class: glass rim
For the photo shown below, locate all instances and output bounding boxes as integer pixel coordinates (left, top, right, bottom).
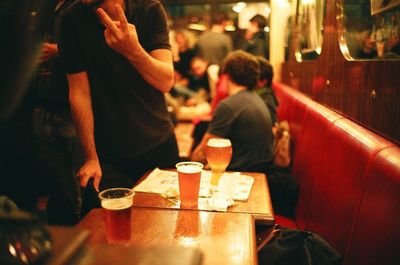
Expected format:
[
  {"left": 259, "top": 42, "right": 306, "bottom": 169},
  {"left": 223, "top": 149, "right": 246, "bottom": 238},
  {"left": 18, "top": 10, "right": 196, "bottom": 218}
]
[
  {"left": 206, "top": 137, "right": 232, "bottom": 146},
  {"left": 175, "top": 161, "right": 204, "bottom": 169},
  {"left": 98, "top": 188, "right": 135, "bottom": 200}
]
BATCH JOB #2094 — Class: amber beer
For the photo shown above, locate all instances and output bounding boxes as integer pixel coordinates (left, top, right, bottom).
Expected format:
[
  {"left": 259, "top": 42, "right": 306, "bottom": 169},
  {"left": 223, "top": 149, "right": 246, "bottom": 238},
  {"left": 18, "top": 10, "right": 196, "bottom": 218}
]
[
  {"left": 176, "top": 162, "right": 203, "bottom": 207},
  {"left": 99, "top": 188, "right": 134, "bottom": 243},
  {"left": 206, "top": 138, "right": 232, "bottom": 187}
]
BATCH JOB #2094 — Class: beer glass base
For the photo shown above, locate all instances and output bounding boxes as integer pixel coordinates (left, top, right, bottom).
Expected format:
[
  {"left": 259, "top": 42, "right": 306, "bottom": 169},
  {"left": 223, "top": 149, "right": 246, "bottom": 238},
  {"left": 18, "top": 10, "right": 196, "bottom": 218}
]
[{"left": 180, "top": 200, "right": 198, "bottom": 207}]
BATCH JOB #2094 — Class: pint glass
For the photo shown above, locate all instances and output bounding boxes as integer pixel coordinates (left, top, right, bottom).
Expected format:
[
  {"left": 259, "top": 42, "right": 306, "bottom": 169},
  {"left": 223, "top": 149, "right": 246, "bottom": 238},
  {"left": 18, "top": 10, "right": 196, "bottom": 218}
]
[
  {"left": 206, "top": 138, "right": 232, "bottom": 187},
  {"left": 176, "top": 162, "right": 204, "bottom": 207},
  {"left": 98, "top": 188, "right": 135, "bottom": 243}
]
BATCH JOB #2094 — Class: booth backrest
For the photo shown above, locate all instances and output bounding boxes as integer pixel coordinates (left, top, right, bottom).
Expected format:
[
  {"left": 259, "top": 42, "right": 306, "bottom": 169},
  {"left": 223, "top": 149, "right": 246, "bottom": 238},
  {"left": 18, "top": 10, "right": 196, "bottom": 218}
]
[
  {"left": 273, "top": 83, "right": 399, "bottom": 265},
  {"left": 292, "top": 103, "right": 343, "bottom": 230},
  {"left": 344, "top": 147, "right": 400, "bottom": 265},
  {"left": 305, "top": 119, "right": 394, "bottom": 254}
]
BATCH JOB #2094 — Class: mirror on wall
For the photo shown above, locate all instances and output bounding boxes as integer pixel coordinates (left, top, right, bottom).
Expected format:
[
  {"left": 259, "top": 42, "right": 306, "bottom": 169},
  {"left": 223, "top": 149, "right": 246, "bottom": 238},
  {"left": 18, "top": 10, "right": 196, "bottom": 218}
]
[
  {"left": 295, "top": 0, "right": 326, "bottom": 61},
  {"left": 338, "top": 0, "right": 400, "bottom": 60}
]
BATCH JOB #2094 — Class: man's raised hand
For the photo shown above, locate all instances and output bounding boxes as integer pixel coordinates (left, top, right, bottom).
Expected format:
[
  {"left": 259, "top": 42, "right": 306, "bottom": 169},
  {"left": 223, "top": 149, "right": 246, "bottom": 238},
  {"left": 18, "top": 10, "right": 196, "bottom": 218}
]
[{"left": 96, "top": 4, "right": 139, "bottom": 56}]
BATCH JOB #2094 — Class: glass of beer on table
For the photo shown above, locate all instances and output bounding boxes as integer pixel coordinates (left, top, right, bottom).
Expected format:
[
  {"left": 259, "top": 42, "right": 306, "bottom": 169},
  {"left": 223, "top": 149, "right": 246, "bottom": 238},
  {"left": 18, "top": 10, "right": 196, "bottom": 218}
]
[
  {"left": 176, "top": 161, "right": 204, "bottom": 207},
  {"left": 98, "top": 188, "right": 135, "bottom": 243},
  {"left": 206, "top": 138, "right": 232, "bottom": 188}
]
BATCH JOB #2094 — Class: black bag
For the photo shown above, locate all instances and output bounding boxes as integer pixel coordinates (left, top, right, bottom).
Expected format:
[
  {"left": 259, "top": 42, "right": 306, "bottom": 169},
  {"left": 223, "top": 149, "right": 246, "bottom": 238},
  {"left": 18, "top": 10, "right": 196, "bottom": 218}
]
[{"left": 258, "top": 225, "right": 342, "bottom": 265}]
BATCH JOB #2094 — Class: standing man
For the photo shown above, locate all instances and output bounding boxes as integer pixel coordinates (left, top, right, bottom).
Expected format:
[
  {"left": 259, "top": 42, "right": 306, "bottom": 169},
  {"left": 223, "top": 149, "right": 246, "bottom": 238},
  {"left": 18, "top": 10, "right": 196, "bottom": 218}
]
[
  {"left": 58, "top": 0, "right": 179, "bottom": 191},
  {"left": 242, "top": 14, "right": 269, "bottom": 59},
  {"left": 196, "top": 12, "right": 233, "bottom": 66}
]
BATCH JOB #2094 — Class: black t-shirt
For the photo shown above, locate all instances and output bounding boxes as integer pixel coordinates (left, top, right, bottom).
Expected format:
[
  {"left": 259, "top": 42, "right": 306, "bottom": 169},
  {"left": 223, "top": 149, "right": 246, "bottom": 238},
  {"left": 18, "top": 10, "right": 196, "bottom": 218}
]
[
  {"left": 59, "top": 0, "right": 174, "bottom": 160},
  {"left": 208, "top": 90, "right": 274, "bottom": 171}
]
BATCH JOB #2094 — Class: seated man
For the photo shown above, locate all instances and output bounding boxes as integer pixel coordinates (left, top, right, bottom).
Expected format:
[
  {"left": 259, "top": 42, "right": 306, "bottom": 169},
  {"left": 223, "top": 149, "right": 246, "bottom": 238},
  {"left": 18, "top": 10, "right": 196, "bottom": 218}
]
[
  {"left": 191, "top": 50, "right": 297, "bottom": 217},
  {"left": 191, "top": 50, "right": 274, "bottom": 172}
]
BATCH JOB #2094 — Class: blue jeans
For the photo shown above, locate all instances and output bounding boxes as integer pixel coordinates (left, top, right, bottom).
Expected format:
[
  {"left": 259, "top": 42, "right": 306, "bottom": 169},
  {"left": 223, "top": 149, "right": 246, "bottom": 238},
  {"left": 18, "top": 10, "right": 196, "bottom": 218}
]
[{"left": 33, "top": 107, "right": 83, "bottom": 225}]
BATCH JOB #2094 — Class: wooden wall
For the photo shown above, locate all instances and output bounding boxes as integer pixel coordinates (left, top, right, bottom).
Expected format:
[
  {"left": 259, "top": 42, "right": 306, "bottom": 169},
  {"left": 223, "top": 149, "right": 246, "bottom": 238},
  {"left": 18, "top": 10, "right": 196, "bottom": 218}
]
[{"left": 281, "top": 0, "right": 400, "bottom": 144}]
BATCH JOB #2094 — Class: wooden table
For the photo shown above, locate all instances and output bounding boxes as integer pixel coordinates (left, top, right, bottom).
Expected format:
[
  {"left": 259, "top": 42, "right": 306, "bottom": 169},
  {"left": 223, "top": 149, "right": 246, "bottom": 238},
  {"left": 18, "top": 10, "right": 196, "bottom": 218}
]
[
  {"left": 46, "top": 226, "right": 202, "bottom": 265},
  {"left": 134, "top": 171, "right": 275, "bottom": 225},
  {"left": 76, "top": 208, "right": 258, "bottom": 265}
]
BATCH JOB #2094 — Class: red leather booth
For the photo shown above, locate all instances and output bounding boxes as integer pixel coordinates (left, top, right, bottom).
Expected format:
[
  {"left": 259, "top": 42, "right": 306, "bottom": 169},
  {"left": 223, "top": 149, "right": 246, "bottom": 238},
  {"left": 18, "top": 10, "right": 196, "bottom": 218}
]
[{"left": 273, "top": 83, "right": 400, "bottom": 265}]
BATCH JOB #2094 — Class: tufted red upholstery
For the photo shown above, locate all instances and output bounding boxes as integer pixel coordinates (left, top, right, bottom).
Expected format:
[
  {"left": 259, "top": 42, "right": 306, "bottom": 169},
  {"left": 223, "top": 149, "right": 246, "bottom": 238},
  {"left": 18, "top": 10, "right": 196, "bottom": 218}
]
[
  {"left": 305, "top": 119, "right": 394, "bottom": 254},
  {"left": 273, "top": 83, "right": 313, "bottom": 144},
  {"left": 273, "top": 83, "right": 399, "bottom": 265},
  {"left": 292, "top": 103, "right": 343, "bottom": 230},
  {"left": 344, "top": 147, "right": 400, "bottom": 265}
]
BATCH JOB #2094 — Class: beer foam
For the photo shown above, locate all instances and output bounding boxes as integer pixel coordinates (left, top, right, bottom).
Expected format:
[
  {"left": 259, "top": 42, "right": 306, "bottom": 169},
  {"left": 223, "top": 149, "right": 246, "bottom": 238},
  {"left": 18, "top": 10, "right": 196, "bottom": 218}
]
[
  {"left": 207, "top": 138, "right": 231, "bottom": 147},
  {"left": 102, "top": 198, "right": 132, "bottom": 210},
  {"left": 177, "top": 164, "right": 202, "bottom": 174}
]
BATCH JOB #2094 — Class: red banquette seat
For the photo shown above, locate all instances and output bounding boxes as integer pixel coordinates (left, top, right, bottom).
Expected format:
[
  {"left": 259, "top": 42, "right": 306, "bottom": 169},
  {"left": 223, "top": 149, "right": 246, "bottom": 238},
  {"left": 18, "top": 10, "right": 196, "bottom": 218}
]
[{"left": 273, "top": 83, "right": 400, "bottom": 265}]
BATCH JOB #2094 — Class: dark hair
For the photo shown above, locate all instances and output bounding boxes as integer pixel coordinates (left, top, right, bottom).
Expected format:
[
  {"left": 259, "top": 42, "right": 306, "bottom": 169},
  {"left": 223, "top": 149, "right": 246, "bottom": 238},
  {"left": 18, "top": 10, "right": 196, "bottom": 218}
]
[
  {"left": 250, "top": 14, "right": 267, "bottom": 29},
  {"left": 256, "top": 56, "right": 273, "bottom": 84},
  {"left": 221, "top": 50, "right": 260, "bottom": 90},
  {"left": 211, "top": 12, "right": 229, "bottom": 25}
]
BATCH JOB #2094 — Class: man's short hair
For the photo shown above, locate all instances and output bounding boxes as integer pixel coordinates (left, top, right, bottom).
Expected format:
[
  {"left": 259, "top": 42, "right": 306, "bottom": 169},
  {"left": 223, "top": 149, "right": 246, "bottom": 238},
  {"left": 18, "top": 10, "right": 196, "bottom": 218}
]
[
  {"left": 250, "top": 14, "right": 267, "bottom": 29},
  {"left": 211, "top": 12, "right": 229, "bottom": 26},
  {"left": 221, "top": 50, "right": 260, "bottom": 90},
  {"left": 256, "top": 56, "right": 273, "bottom": 84}
]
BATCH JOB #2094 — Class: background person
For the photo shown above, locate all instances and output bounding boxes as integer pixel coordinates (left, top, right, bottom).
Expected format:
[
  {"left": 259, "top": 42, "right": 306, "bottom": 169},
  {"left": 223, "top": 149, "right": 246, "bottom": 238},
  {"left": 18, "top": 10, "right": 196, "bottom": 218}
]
[
  {"left": 241, "top": 14, "right": 270, "bottom": 59},
  {"left": 196, "top": 12, "right": 233, "bottom": 66},
  {"left": 255, "top": 56, "right": 278, "bottom": 125}
]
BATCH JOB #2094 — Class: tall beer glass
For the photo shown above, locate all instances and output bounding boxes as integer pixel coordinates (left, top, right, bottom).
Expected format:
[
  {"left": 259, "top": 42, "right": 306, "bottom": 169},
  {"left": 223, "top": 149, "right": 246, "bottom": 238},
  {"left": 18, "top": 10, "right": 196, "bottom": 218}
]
[
  {"left": 98, "top": 188, "right": 135, "bottom": 243},
  {"left": 206, "top": 138, "right": 232, "bottom": 187}
]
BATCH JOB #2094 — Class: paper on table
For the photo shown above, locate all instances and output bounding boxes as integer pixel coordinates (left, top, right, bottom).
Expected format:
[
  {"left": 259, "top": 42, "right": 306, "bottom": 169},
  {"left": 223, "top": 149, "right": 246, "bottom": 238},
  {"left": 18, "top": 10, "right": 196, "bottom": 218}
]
[
  {"left": 133, "top": 168, "right": 211, "bottom": 197},
  {"left": 133, "top": 168, "right": 254, "bottom": 202}
]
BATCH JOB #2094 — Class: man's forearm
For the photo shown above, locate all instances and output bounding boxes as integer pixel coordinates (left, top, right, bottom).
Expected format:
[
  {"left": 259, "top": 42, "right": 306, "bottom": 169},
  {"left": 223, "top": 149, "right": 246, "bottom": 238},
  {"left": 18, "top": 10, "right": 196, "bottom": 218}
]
[
  {"left": 68, "top": 73, "right": 98, "bottom": 162},
  {"left": 125, "top": 47, "right": 174, "bottom": 93},
  {"left": 70, "top": 98, "right": 98, "bottom": 161}
]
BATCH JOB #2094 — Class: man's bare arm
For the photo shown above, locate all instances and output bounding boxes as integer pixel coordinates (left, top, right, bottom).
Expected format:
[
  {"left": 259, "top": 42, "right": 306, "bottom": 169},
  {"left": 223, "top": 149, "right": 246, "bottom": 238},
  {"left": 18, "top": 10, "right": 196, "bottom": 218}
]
[
  {"left": 191, "top": 132, "right": 222, "bottom": 164},
  {"left": 97, "top": 5, "right": 174, "bottom": 93},
  {"left": 68, "top": 72, "right": 102, "bottom": 191}
]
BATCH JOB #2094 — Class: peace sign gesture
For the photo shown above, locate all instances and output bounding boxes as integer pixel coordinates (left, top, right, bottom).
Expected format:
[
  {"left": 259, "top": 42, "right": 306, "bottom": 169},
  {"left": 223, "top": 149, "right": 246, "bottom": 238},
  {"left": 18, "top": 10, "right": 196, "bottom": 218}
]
[{"left": 96, "top": 4, "right": 139, "bottom": 57}]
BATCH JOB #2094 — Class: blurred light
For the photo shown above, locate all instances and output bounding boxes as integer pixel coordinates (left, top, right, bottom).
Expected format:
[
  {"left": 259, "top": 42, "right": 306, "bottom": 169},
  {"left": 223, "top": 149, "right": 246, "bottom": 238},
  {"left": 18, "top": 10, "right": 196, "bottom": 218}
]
[
  {"left": 225, "top": 25, "right": 236, "bottom": 31},
  {"left": 278, "top": 0, "right": 291, "bottom": 8},
  {"left": 232, "top": 5, "right": 242, "bottom": 13},
  {"left": 316, "top": 47, "right": 322, "bottom": 55},
  {"left": 295, "top": 51, "right": 303, "bottom": 62},
  {"left": 9, "top": 244, "right": 17, "bottom": 257},
  {"left": 232, "top": 2, "right": 247, "bottom": 13},
  {"left": 264, "top": 26, "right": 270, "bottom": 32},
  {"left": 265, "top": 7, "right": 271, "bottom": 16},
  {"left": 188, "top": 23, "right": 207, "bottom": 31},
  {"left": 302, "top": 0, "right": 316, "bottom": 5},
  {"left": 237, "top": 2, "right": 247, "bottom": 9}
]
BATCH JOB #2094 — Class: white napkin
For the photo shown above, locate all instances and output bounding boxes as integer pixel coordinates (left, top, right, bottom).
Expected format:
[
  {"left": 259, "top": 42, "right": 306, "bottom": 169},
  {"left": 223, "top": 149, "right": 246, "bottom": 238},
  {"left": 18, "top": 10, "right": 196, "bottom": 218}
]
[{"left": 207, "top": 174, "right": 235, "bottom": 212}]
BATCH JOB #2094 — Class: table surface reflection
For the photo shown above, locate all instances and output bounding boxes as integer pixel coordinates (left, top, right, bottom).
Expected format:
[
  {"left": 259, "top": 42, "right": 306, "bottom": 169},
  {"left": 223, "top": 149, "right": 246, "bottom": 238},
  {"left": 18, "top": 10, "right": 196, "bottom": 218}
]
[{"left": 76, "top": 208, "right": 258, "bottom": 265}]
